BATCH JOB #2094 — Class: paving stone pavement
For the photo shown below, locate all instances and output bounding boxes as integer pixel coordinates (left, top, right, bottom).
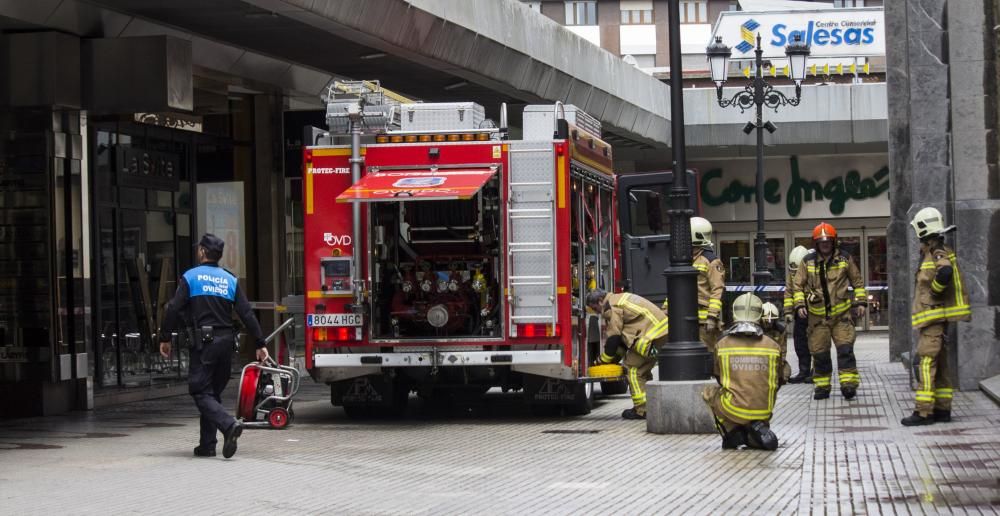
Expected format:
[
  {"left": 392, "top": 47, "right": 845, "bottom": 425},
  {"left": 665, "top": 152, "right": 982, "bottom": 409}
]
[{"left": 1, "top": 333, "right": 999, "bottom": 515}]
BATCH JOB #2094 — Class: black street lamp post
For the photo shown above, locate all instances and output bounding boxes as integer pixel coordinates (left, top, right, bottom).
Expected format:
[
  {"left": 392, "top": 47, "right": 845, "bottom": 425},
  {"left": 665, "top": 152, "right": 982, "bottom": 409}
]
[
  {"left": 706, "top": 34, "right": 810, "bottom": 286},
  {"left": 658, "top": 0, "right": 711, "bottom": 381}
]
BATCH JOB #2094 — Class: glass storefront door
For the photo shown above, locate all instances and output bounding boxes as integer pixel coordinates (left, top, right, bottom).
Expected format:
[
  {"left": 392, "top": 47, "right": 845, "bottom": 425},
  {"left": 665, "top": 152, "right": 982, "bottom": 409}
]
[
  {"left": 718, "top": 234, "right": 751, "bottom": 323},
  {"left": 865, "top": 233, "right": 888, "bottom": 329}
]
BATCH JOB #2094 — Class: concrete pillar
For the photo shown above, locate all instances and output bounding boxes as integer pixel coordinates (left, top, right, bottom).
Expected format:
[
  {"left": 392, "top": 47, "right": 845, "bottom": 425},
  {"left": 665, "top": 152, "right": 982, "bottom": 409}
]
[{"left": 886, "top": 0, "right": 1000, "bottom": 390}]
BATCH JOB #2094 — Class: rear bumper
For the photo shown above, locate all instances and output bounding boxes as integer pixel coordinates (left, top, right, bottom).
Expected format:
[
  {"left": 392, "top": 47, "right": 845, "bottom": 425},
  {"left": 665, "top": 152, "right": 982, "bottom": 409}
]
[{"left": 313, "top": 349, "right": 562, "bottom": 368}]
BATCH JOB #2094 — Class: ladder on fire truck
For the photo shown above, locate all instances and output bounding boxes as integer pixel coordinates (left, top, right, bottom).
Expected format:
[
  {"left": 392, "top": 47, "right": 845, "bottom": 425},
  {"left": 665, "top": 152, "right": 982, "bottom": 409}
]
[{"left": 506, "top": 139, "right": 558, "bottom": 331}]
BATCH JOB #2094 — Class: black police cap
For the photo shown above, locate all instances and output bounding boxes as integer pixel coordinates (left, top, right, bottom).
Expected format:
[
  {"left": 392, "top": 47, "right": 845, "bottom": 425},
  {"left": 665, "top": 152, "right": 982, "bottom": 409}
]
[{"left": 197, "top": 233, "right": 225, "bottom": 254}]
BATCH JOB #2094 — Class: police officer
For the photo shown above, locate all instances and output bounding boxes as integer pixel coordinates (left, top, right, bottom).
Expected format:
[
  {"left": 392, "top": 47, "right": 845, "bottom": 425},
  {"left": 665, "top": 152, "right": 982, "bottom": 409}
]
[
  {"left": 702, "top": 294, "right": 783, "bottom": 450},
  {"left": 901, "top": 207, "right": 971, "bottom": 426},
  {"left": 784, "top": 246, "right": 813, "bottom": 383},
  {"left": 791, "top": 222, "right": 866, "bottom": 401},
  {"left": 587, "top": 289, "right": 667, "bottom": 420},
  {"left": 158, "top": 234, "right": 268, "bottom": 458}
]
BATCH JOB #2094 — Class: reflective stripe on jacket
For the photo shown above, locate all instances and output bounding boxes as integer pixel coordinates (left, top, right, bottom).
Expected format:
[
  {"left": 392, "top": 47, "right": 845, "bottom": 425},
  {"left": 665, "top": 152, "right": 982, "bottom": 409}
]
[
  {"left": 716, "top": 333, "right": 782, "bottom": 422},
  {"left": 911, "top": 244, "right": 971, "bottom": 328},
  {"left": 791, "top": 249, "right": 865, "bottom": 318},
  {"left": 604, "top": 293, "right": 668, "bottom": 356},
  {"left": 693, "top": 247, "right": 726, "bottom": 321}
]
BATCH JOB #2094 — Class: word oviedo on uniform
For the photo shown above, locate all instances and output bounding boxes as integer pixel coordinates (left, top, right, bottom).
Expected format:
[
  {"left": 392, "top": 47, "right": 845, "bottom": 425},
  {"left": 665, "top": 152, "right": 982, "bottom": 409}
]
[{"left": 196, "top": 274, "right": 231, "bottom": 296}]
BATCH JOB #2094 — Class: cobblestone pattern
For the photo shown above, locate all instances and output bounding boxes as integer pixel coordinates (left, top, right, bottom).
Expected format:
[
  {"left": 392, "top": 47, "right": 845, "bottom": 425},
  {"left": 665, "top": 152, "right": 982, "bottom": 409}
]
[{"left": 1, "top": 334, "right": 998, "bottom": 515}]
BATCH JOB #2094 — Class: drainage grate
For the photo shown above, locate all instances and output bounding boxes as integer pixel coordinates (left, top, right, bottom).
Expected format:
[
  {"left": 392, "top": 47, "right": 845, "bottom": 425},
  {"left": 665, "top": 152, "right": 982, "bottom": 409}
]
[{"left": 541, "top": 429, "right": 600, "bottom": 435}]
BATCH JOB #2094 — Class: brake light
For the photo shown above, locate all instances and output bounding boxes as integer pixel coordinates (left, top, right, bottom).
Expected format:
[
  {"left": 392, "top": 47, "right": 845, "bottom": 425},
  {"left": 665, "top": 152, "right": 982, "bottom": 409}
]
[
  {"left": 312, "top": 327, "right": 355, "bottom": 342},
  {"left": 516, "top": 323, "right": 560, "bottom": 338}
]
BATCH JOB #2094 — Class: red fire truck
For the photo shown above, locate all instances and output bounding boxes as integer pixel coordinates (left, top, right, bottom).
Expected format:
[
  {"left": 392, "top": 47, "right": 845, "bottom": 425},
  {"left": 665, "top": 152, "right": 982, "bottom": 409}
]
[{"left": 303, "top": 91, "right": 674, "bottom": 417}]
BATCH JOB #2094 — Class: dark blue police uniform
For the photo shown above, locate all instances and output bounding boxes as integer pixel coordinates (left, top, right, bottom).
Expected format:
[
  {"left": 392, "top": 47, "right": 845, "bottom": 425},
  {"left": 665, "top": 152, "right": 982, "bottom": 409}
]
[{"left": 159, "top": 240, "right": 265, "bottom": 456}]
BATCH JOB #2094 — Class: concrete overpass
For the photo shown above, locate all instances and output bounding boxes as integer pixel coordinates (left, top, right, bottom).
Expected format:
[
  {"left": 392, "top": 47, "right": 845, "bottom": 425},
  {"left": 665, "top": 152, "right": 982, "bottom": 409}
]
[{"left": 0, "top": 0, "right": 885, "bottom": 153}]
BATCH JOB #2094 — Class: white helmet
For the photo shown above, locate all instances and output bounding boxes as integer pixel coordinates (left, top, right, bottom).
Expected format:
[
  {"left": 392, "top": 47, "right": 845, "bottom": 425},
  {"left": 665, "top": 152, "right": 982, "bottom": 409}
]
[
  {"left": 691, "top": 217, "right": 713, "bottom": 248},
  {"left": 761, "top": 302, "right": 780, "bottom": 323},
  {"left": 732, "top": 293, "right": 763, "bottom": 323},
  {"left": 787, "top": 245, "right": 810, "bottom": 272},
  {"left": 910, "top": 207, "right": 956, "bottom": 239}
]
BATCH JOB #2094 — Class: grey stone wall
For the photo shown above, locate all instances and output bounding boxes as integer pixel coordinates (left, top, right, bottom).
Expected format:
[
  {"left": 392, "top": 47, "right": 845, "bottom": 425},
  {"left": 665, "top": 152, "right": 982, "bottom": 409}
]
[{"left": 887, "top": 0, "right": 1000, "bottom": 390}]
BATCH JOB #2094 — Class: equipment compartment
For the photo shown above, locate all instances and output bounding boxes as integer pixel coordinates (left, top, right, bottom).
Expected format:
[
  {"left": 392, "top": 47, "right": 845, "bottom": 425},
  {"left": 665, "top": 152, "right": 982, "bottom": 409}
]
[{"left": 368, "top": 175, "right": 503, "bottom": 339}]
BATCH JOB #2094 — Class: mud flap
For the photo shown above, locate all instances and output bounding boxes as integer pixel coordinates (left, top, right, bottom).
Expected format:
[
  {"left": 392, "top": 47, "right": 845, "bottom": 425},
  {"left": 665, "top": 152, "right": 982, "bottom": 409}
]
[
  {"left": 523, "top": 375, "right": 593, "bottom": 415},
  {"left": 331, "top": 375, "right": 408, "bottom": 410}
]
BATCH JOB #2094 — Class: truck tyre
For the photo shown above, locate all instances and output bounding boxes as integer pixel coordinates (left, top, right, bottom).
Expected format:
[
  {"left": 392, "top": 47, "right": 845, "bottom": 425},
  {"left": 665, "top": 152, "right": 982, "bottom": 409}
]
[
  {"left": 564, "top": 381, "right": 594, "bottom": 416},
  {"left": 600, "top": 380, "right": 628, "bottom": 396}
]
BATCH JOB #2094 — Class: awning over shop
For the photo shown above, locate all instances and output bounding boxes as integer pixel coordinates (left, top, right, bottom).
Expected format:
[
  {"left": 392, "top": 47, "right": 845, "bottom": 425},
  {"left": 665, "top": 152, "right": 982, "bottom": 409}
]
[{"left": 336, "top": 166, "right": 498, "bottom": 202}]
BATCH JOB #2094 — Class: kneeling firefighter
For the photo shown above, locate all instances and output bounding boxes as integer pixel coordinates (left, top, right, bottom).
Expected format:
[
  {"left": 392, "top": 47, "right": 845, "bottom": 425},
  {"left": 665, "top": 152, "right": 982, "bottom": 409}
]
[
  {"left": 587, "top": 289, "right": 668, "bottom": 420},
  {"left": 702, "top": 294, "right": 784, "bottom": 450}
]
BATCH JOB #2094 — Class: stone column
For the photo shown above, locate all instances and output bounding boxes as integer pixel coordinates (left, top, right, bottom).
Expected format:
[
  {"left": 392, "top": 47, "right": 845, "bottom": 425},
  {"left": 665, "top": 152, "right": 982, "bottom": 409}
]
[{"left": 887, "top": 0, "right": 1000, "bottom": 390}]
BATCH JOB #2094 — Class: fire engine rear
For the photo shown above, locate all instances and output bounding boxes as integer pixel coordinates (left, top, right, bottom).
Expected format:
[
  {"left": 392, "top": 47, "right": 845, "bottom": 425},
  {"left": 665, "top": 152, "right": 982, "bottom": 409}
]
[{"left": 303, "top": 85, "right": 629, "bottom": 417}]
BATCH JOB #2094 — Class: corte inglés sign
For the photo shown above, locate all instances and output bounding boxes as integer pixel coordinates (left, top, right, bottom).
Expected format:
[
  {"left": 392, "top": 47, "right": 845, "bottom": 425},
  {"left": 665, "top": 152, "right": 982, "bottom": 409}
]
[{"left": 696, "top": 155, "right": 889, "bottom": 221}]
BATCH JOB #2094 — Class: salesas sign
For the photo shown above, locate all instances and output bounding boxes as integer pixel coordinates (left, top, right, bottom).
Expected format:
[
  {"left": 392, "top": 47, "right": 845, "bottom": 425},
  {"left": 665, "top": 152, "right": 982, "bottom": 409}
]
[{"left": 711, "top": 7, "right": 884, "bottom": 59}]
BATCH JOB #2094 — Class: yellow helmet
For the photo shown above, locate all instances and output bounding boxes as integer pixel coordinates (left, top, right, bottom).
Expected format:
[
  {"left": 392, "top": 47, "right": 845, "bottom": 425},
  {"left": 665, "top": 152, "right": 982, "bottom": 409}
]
[
  {"left": 910, "top": 206, "right": 956, "bottom": 239},
  {"left": 787, "top": 245, "right": 810, "bottom": 272},
  {"left": 690, "top": 217, "right": 713, "bottom": 247},
  {"left": 732, "top": 293, "right": 763, "bottom": 323},
  {"left": 761, "top": 302, "right": 780, "bottom": 323}
]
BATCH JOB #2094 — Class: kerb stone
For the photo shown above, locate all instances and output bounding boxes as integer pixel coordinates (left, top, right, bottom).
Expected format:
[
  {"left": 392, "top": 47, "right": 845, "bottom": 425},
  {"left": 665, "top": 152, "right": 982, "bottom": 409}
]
[{"left": 645, "top": 379, "right": 716, "bottom": 434}]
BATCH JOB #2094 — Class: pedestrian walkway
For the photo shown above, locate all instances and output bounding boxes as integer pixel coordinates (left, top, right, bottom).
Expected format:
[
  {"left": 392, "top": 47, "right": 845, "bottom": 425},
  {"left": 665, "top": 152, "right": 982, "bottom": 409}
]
[{"left": 1, "top": 334, "right": 998, "bottom": 514}]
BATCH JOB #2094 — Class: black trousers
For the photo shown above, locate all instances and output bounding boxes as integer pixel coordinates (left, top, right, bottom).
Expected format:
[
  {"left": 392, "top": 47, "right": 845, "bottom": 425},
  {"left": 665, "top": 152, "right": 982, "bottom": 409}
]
[
  {"left": 793, "top": 314, "right": 810, "bottom": 373},
  {"left": 188, "top": 335, "right": 235, "bottom": 449}
]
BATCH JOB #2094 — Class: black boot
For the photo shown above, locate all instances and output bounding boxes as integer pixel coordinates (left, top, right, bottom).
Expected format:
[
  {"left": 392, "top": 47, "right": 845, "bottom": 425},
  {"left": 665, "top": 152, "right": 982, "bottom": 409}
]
[
  {"left": 813, "top": 388, "right": 830, "bottom": 400},
  {"left": 788, "top": 369, "right": 810, "bottom": 384},
  {"left": 933, "top": 409, "right": 952, "bottom": 423},
  {"left": 222, "top": 420, "right": 243, "bottom": 458},
  {"left": 901, "top": 411, "right": 934, "bottom": 426},
  {"left": 746, "top": 421, "right": 779, "bottom": 451},
  {"left": 193, "top": 446, "right": 216, "bottom": 457},
  {"left": 804, "top": 373, "right": 813, "bottom": 384},
  {"left": 721, "top": 427, "right": 747, "bottom": 450},
  {"left": 841, "top": 386, "right": 857, "bottom": 400},
  {"left": 621, "top": 408, "right": 646, "bottom": 420}
]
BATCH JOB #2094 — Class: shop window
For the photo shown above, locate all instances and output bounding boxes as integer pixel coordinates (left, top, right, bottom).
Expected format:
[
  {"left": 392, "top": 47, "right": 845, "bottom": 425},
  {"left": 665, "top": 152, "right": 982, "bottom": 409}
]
[
  {"left": 866, "top": 235, "right": 888, "bottom": 327},
  {"left": 565, "top": 0, "right": 597, "bottom": 25}
]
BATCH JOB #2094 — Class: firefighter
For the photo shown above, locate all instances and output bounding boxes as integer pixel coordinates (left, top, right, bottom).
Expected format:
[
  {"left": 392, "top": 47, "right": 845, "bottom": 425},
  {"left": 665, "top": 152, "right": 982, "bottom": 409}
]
[
  {"left": 702, "top": 294, "right": 783, "bottom": 450},
  {"left": 587, "top": 289, "right": 667, "bottom": 420},
  {"left": 784, "top": 245, "right": 813, "bottom": 383},
  {"left": 901, "top": 207, "right": 971, "bottom": 426},
  {"left": 761, "top": 302, "right": 791, "bottom": 383},
  {"left": 158, "top": 234, "right": 269, "bottom": 458},
  {"left": 689, "top": 217, "right": 725, "bottom": 355},
  {"left": 792, "top": 223, "right": 866, "bottom": 401}
]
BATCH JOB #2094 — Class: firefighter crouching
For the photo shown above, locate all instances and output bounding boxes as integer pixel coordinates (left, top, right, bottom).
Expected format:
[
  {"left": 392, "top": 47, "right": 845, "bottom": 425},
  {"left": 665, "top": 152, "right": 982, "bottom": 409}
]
[
  {"left": 761, "top": 302, "right": 792, "bottom": 383},
  {"left": 702, "top": 294, "right": 783, "bottom": 450},
  {"left": 683, "top": 217, "right": 725, "bottom": 358},
  {"left": 784, "top": 245, "right": 813, "bottom": 383},
  {"left": 587, "top": 289, "right": 667, "bottom": 420},
  {"left": 792, "top": 222, "right": 866, "bottom": 401},
  {"left": 902, "top": 207, "right": 971, "bottom": 426}
]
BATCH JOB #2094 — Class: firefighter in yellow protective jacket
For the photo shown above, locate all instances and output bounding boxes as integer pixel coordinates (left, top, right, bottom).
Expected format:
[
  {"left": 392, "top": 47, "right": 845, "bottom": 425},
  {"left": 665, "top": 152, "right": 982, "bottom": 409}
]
[
  {"left": 784, "top": 245, "right": 813, "bottom": 383},
  {"left": 702, "top": 294, "right": 783, "bottom": 450},
  {"left": 685, "top": 217, "right": 725, "bottom": 353},
  {"left": 901, "top": 207, "right": 971, "bottom": 426},
  {"left": 587, "top": 289, "right": 667, "bottom": 420},
  {"left": 761, "top": 302, "right": 792, "bottom": 383},
  {"left": 792, "top": 222, "right": 866, "bottom": 401}
]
